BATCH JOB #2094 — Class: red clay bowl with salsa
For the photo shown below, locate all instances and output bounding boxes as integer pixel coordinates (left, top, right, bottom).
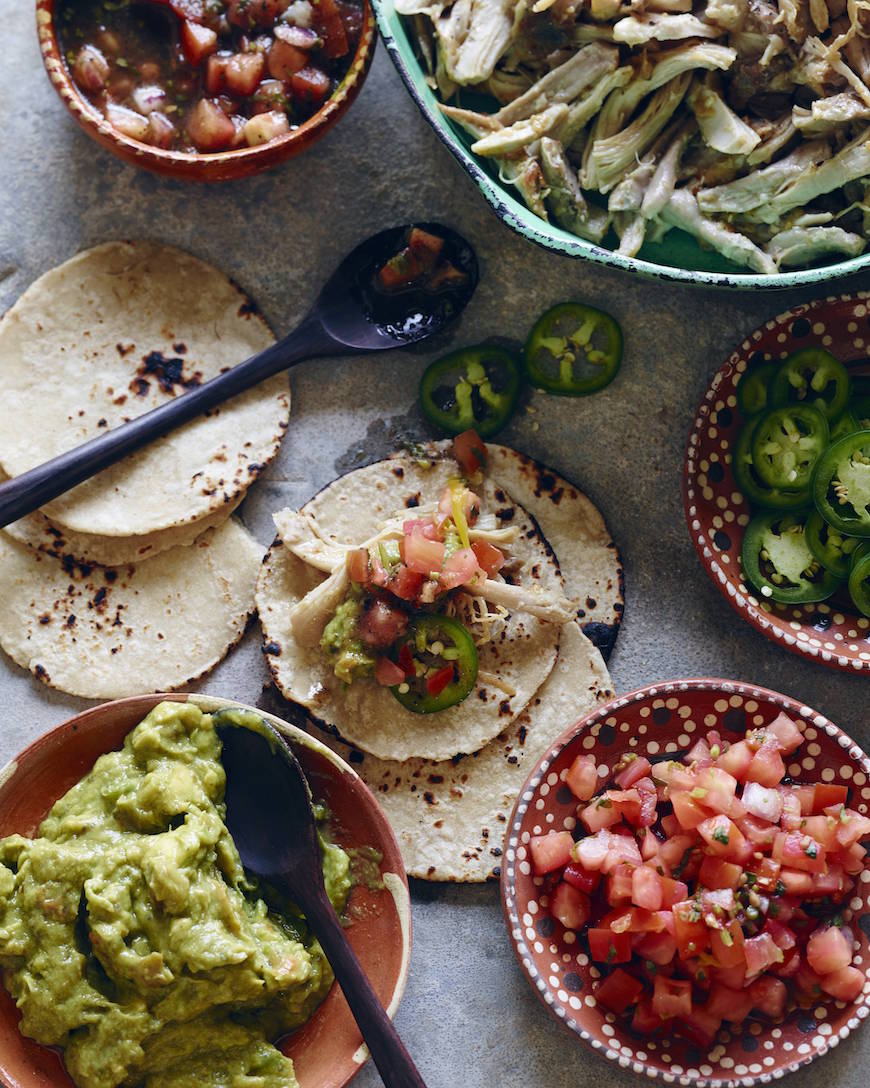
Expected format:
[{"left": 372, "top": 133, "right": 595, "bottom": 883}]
[
  {"left": 36, "top": 0, "right": 376, "bottom": 180},
  {"left": 501, "top": 679, "right": 870, "bottom": 1087}
]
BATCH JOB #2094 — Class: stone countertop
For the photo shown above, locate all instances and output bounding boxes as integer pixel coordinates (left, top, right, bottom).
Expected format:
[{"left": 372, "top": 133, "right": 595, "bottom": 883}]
[{"left": 1, "top": 2, "right": 869, "bottom": 1085}]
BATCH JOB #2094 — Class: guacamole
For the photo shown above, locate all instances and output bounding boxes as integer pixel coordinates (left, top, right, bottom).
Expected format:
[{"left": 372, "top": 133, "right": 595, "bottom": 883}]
[{"left": 0, "top": 702, "right": 351, "bottom": 1088}]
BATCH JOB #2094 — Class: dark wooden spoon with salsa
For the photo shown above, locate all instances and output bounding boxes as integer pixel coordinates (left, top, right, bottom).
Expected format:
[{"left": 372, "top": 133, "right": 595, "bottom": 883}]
[{"left": 0, "top": 224, "right": 477, "bottom": 528}]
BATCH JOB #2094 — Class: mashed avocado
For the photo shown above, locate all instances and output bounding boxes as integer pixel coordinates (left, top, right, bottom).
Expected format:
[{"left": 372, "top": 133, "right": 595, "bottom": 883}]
[
  {"left": 320, "top": 597, "right": 375, "bottom": 684},
  {"left": 0, "top": 702, "right": 351, "bottom": 1088}
]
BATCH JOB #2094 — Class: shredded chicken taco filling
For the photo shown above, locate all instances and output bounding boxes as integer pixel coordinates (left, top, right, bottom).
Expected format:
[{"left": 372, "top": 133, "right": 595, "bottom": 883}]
[{"left": 399, "top": 0, "right": 870, "bottom": 271}]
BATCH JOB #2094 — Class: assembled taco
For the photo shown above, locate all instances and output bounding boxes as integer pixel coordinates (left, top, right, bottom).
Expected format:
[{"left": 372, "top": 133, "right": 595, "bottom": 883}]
[{"left": 257, "top": 441, "right": 622, "bottom": 764}]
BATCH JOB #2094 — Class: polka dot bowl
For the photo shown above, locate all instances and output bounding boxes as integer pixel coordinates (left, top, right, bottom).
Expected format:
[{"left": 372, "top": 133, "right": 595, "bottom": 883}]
[
  {"left": 501, "top": 679, "right": 870, "bottom": 1087},
  {"left": 684, "top": 293, "right": 870, "bottom": 673}
]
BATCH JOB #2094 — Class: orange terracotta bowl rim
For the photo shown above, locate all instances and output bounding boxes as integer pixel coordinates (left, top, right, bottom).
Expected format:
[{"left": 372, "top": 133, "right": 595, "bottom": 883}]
[
  {"left": 0, "top": 692, "right": 412, "bottom": 1088},
  {"left": 35, "top": 0, "right": 377, "bottom": 181}
]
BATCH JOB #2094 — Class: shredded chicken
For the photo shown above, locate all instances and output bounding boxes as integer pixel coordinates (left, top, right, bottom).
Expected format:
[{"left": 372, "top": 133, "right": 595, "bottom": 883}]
[{"left": 405, "top": 0, "right": 870, "bottom": 271}]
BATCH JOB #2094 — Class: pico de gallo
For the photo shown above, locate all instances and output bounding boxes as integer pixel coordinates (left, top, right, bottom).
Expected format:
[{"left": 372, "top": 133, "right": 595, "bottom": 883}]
[
  {"left": 295, "top": 431, "right": 575, "bottom": 714},
  {"left": 56, "top": 0, "right": 362, "bottom": 153},
  {"left": 529, "top": 712, "right": 868, "bottom": 1043}
]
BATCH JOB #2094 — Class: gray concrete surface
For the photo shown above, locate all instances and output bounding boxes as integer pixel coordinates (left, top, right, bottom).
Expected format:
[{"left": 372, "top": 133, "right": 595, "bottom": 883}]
[{"left": 1, "top": 2, "right": 869, "bottom": 1084}]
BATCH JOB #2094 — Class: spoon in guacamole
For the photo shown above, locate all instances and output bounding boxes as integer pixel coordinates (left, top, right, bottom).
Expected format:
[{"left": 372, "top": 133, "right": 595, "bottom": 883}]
[{"left": 214, "top": 711, "right": 427, "bottom": 1088}]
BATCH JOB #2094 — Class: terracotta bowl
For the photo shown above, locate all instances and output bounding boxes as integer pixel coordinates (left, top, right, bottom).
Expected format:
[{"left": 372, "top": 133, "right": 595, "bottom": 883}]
[
  {"left": 35, "top": 0, "right": 376, "bottom": 181},
  {"left": 0, "top": 693, "right": 411, "bottom": 1088},
  {"left": 684, "top": 292, "right": 870, "bottom": 674},
  {"left": 501, "top": 678, "right": 870, "bottom": 1088}
]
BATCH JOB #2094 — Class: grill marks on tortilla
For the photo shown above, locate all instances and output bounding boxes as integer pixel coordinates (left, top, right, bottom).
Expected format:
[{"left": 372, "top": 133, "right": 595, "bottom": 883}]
[{"left": 130, "top": 350, "right": 204, "bottom": 398}]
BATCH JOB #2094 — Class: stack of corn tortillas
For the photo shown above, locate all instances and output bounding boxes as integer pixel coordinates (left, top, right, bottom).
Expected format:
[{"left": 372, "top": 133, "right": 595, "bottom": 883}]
[
  {"left": 0, "top": 241, "right": 290, "bottom": 698},
  {"left": 257, "top": 441, "right": 622, "bottom": 881}
]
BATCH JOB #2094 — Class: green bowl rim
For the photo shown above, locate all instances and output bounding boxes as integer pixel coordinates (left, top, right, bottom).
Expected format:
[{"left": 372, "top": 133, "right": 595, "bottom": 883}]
[{"left": 372, "top": 0, "right": 870, "bottom": 289}]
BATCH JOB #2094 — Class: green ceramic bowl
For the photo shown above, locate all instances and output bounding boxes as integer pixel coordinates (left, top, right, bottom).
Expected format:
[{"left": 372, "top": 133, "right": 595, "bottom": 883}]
[{"left": 373, "top": 0, "right": 870, "bottom": 288}]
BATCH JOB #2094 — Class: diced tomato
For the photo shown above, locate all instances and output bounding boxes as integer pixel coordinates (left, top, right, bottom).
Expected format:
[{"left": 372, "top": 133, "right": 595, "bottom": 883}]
[
  {"left": 205, "top": 54, "right": 228, "bottom": 94},
  {"left": 358, "top": 599, "right": 408, "bottom": 649},
  {"left": 789, "top": 784, "right": 817, "bottom": 815},
  {"left": 710, "top": 920, "right": 745, "bottom": 969},
  {"left": 631, "top": 996, "right": 664, "bottom": 1035},
  {"left": 631, "top": 868, "right": 663, "bottom": 911},
  {"left": 439, "top": 547, "right": 482, "bottom": 591},
  {"left": 779, "top": 868, "right": 814, "bottom": 895},
  {"left": 314, "top": 0, "right": 350, "bottom": 58},
  {"left": 604, "top": 906, "right": 667, "bottom": 934},
  {"left": 607, "top": 863, "right": 635, "bottom": 904},
  {"left": 672, "top": 900, "right": 709, "bottom": 959},
  {"left": 748, "top": 975, "right": 787, "bottom": 1018},
  {"left": 589, "top": 928, "right": 632, "bottom": 964},
  {"left": 660, "top": 814, "right": 681, "bottom": 838},
  {"left": 595, "top": 968, "right": 644, "bottom": 1014},
  {"left": 774, "top": 947, "right": 801, "bottom": 979},
  {"left": 615, "top": 756, "right": 653, "bottom": 789},
  {"left": 764, "top": 918, "right": 797, "bottom": 951},
  {"left": 290, "top": 66, "right": 332, "bottom": 103},
  {"left": 224, "top": 51, "right": 265, "bottom": 95},
  {"left": 227, "top": 0, "right": 288, "bottom": 27},
  {"left": 801, "top": 814, "right": 839, "bottom": 850},
  {"left": 746, "top": 740, "right": 786, "bottom": 787},
  {"left": 698, "top": 815, "right": 746, "bottom": 860},
  {"left": 269, "top": 39, "right": 308, "bottom": 80},
  {"left": 658, "top": 876, "right": 689, "bottom": 908},
  {"left": 706, "top": 982, "right": 754, "bottom": 1024},
  {"left": 680, "top": 1006, "right": 722, "bottom": 1047},
  {"left": 565, "top": 754, "right": 598, "bottom": 802},
  {"left": 753, "top": 857, "right": 782, "bottom": 892},
  {"left": 452, "top": 430, "right": 487, "bottom": 475},
  {"left": 386, "top": 565, "right": 424, "bottom": 602},
  {"left": 671, "top": 792, "right": 709, "bottom": 830},
  {"left": 562, "top": 863, "right": 600, "bottom": 894},
  {"left": 581, "top": 791, "right": 638, "bottom": 833},
  {"left": 698, "top": 855, "right": 742, "bottom": 890},
  {"left": 407, "top": 227, "right": 445, "bottom": 267},
  {"left": 402, "top": 532, "right": 445, "bottom": 575},
  {"left": 819, "top": 965, "right": 864, "bottom": 1002},
  {"left": 635, "top": 930, "right": 678, "bottom": 966},
  {"left": 551, "top": 882, "right": 591, "bottom": 931},
  {"left": 652, "top": 975, "right": 691, "bottom": 1020},
  {"left": 834, "top": 808, "right": 870, "bottom": 849},
  {"left": 181, "top": 20, "right": 218, "bottom": 64},
  {"left": 807, "top": 925, "right": 853, "bottom": 975},
  {"left": 808, "top": 863, "right": 848, "bottom": 899},
  {"left": 716, "top": 739, "right": 754, "bottom": 778},
  {"left": 696, "top": 766, "right": 738, "bottom": 813},
  {"left": 713, "top": 962, "right": 747, "bottom": 989},
  {"left": 812, "top": 783, "right": 849, "bottom": 813},
  {"left": 635, "top": 778, "right": 658, "bottom": 827},
  {"left": 700, "top": 887, "right": 736, "bottom": 922},
  {"left": 767, "top": 712, "right": 804, "bottom": 754},
  {"left": 470, "top": 540, "right": 505, "bottom": 576},
  {"left": 686, "top": 736, "right": 711, "bottom": 763},
  {"left": 374, "top": 656, "right": 405, "bottom": 687},
  {"left": 658, "top": 835, "right": 697, "bottom": 875},
  {"left": 529, "top": 831, "right": 574, "bottom": 876},
  {"left": 736, "top": 813, "right": 778, "bottom": 847},
  {"left": 744, "top": 932, "right": 785, "bottom": 977},
  {"left": 772, "top": 831, "right": 826, "bottom": 874},
  {"left": 186, "top": 98, "right": 236, "bottom": 151}
]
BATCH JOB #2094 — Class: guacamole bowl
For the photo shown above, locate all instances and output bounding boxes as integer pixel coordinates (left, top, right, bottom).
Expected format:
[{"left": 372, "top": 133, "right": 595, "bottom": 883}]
[
  {"left": 0, "top": 693, "right": 412, "bottom": 1088},
  {"left": 372, "top": 0, "right": 870, "bottom": 289}
]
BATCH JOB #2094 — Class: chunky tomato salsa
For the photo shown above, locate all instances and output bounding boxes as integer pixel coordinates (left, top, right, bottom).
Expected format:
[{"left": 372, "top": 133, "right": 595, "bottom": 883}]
[{"left": 56, "top": 0, "right": 363, "bottom": 152}]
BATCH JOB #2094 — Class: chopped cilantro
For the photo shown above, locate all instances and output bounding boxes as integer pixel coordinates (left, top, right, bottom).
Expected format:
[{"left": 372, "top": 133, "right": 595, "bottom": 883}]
[{"left": 712, "top": 826, "right": 730, "bottom": 845}]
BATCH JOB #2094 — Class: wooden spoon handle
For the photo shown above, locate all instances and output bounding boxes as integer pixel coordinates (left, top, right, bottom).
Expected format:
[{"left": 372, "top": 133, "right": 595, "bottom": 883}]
[
  {"left": 0, "top": 313, "right": 333, "bottom": 528},
  {"left": 303, "top": 889, "right": 427, "bottom": 1088}
]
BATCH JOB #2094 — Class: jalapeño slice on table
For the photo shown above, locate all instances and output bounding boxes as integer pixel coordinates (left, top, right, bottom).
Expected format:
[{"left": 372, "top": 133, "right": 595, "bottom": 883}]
[
  {"left": 849, "top": 551, "right": 870, "bottom": 616},
  {"left": 751, "top": 404, "right": 829, "bottom": 491},
  {"left": 389, "top": 615, "right": 478, "bottom": 714},
  {"left": 737, "top": 360, "right": 778, "bottom": 417},
  {"left": 731, "top": 416, "right": 811, "bottom": 510},
  {"left": 769, "top": 347, "right": 852, "bottom": 421},
  {"left": 420, "top": 346, "right": 521, "bottom": 437},
  {"left": 741, "top": 510, "right": 842, "bottom": 604},
  {"left": 523, "top": 302, "right": 622, "bottom": 396},
  {"left": 813, "top": 430, "right": 870, "bottom": 539},
  {"left": 805, "top": 509, "right": 860, "bottom": 579}
]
